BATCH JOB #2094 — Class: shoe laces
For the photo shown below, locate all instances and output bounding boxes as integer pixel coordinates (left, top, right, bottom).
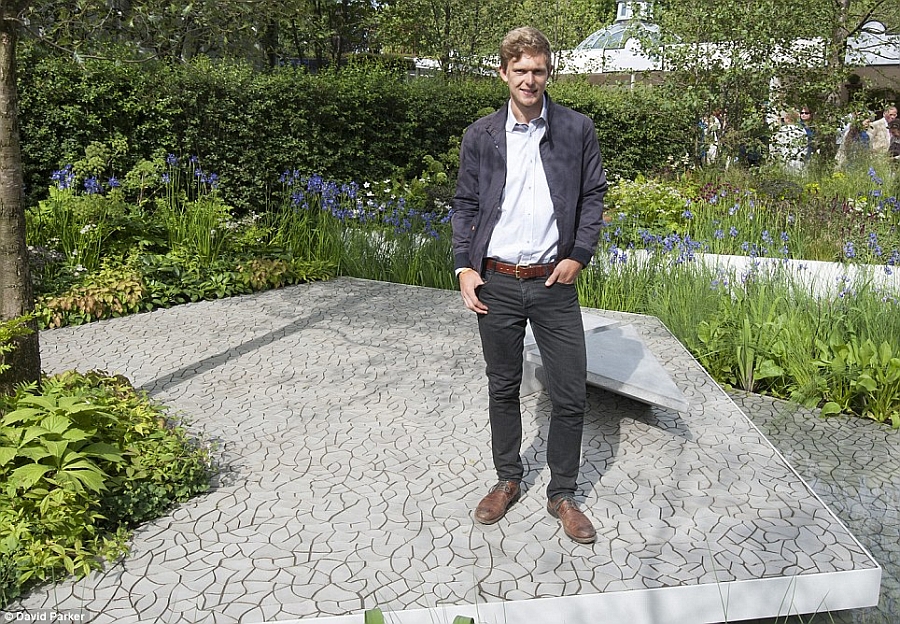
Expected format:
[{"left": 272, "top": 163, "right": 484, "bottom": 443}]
[{"left": 550, "top": 495, "right": 577, "bottom": 511}]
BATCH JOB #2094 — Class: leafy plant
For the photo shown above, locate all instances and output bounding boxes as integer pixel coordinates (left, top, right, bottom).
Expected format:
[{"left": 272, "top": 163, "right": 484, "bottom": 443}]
[
  {"left": 818, "top": 338, "right": 900, "bottom": 428},
  {"left": 0, "top": 318, "right": 34, "bottom": 379},
  {"left": 35, "top": 265, "right": 147, "bottom": 329},
  {"left": 0, "top": 371, "right": 212, "bottom": 607},
  {"left": 604, "top": 175, "right": 692, "bottom": 243}
]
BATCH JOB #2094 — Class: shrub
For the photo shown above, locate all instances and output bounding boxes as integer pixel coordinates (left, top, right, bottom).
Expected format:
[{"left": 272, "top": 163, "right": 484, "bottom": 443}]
[
  {"left": 35, "top": 266, "right": 147, "bottom": 329},
  {"left": 18, "top": 54, "right": 698, "bottom": 214},
  {"left": 0, "top": 371, "right": 212, "bottom": 607}
]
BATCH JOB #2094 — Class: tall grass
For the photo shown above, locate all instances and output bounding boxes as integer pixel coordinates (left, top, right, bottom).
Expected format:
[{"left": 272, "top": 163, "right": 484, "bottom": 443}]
[{"left": 578, "top": 247, "right": 900, "bottom": 425}]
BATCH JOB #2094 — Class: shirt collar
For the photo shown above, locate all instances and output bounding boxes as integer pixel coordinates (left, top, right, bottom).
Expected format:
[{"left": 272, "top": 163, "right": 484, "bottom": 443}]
[{"left": 505, "top": 96, "right": 547, "bottom": 132}]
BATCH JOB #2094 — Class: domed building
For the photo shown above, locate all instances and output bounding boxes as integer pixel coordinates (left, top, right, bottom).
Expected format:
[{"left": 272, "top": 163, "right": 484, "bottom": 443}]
[
  {"left": 574, "top": 1, "right": 660, "bottom": 52},
  {"left": 555, "top": 1, "right": 666, "bottom": 85},
  {"left": 556, "top": 0, "right": 900, "bottom": 95}
]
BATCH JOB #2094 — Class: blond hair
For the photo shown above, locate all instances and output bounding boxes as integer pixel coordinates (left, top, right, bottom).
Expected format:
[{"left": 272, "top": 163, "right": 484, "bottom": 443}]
[{"left": 499, "top": 27, "right": 552, "bottom": 72}]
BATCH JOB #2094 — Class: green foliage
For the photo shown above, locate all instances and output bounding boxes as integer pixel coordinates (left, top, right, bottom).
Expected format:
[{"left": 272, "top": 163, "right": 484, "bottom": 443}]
[
  {"left": 134, "top": 252, "right": 335, "bottom": 309},
  {"left": 816, "top": 330, "right": 900, "bottom": 428},
  {"left": 552, "top": 82, "right": 700, "bottom": 180},
  {"left": 579, "top": 246, "right": 900, "bottom": 426},
  {"left": 0, "top": 318, "right": 34, "bottom": 378},
  {"left": 18, "top": 55, "right": 697, "bottom": 215},
  {"left": 33, "top": 254, "right": 335, "bottom": 330},
  {"left": 605, "top": 175, "right": 691, "bottom": 241},
  {"left": 35, "top": 266, "right": 147, "bottom": 329},
  {"left": 0, "top": 371, "right": 212, "bottom": 607}
]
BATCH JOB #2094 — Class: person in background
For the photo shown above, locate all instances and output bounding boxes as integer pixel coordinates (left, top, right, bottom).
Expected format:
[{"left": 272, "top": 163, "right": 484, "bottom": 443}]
[
  {"left": 835, "top": 113, "right": 872, "bottom": 168},
  {"left": 799, "top": 107, "right": 815, "bottom": 162},
  {"left": 869, "top": 105, "right": 898, "bottom": 154},
  {"left": 452, "top": 26, "right": 607, "bottom": 544},
  {"left": 888, "top": 119, "right": 900, "bottom": 159}
]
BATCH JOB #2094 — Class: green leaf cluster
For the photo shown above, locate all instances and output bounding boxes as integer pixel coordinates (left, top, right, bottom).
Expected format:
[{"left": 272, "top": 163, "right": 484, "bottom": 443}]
[
  {"left": 605, "top": 174, "right": 693, "bottom": 241},
  {"left": 0, "top": 371, "right": 212, "bottom": 607},
  {"left": 0, "top": 318, "right": 33, "bottom": 379},
  {"left": 33, "top": 254, "right": 334, "bottom": 330},
  {"left": 818, "top": 338, "right": 900, "bottom": 428}
]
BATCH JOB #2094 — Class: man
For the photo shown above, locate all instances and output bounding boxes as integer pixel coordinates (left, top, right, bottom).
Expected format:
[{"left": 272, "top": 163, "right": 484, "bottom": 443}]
[
  {"left": 451, "top": 27, "right": 607, "bottom": 544},
  {"left": 869, "top": 105, "right": 897, "bottom": 154}
]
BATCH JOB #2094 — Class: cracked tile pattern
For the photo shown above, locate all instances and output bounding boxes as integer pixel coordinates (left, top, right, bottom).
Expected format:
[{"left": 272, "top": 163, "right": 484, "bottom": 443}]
[
  {"left": 735, "top": 390, "right": 900, "bottom": 624},
  {"left": 4, "top": 278, "right": 879, "bottom": 623}
]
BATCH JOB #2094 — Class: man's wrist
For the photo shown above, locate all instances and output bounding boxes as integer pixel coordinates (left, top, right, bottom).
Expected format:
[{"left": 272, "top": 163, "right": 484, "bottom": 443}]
[{"left": 456, "top": 267, "right": 475, "bottom": 277}]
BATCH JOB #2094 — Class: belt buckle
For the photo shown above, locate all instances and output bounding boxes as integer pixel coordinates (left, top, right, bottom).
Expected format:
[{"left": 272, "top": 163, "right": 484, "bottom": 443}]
[{"left": 514, "top": 263, "right": 530, "bottom": 279}]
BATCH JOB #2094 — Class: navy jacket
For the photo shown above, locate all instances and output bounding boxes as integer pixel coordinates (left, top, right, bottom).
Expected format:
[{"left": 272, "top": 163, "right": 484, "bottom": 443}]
[{"left": 451, "top": 96, "right": 607, "bottom": 273}]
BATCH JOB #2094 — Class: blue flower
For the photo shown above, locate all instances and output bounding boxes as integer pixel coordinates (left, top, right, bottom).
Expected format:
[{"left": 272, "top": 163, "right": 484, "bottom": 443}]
[
  {"left": 843, "top": 241, "right": 856, "bottom": 259},
  {"left": 107, "top": 176, "right": 120, "bottom": 188},
  {"left": 166, "top": 153, "right": 179, "bottom": 166},
  {"left": 84, "top": 177, "right": 101, "bottom": 195},
  {"left": 729, "top": 226, "right": 738, "bottom": 238},
  {"left": 51, "top": 165, "right": 75, "bottom": 190},
  {"left": 868, "top": 167, "right": 883, "bottom": 185}
]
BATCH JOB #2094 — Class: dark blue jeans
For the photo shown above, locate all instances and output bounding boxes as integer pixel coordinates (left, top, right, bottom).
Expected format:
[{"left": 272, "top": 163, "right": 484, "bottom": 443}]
[{"left": 476, "top": 269, "right": 587, "bottom": 500}]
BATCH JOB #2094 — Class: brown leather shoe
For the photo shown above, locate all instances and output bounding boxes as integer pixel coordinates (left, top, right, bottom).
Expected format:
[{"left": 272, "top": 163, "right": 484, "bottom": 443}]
[
  {"left": 548, "top": 496, "right": 596, "bottom": 543},
  {"left": 474, "top": 481, "right": 521, "bottom": 524}
]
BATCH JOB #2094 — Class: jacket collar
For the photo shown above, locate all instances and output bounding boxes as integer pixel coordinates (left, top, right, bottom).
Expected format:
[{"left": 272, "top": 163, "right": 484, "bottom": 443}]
[{"left": 487, "top": 94, "right": 556, "bottom": 141}]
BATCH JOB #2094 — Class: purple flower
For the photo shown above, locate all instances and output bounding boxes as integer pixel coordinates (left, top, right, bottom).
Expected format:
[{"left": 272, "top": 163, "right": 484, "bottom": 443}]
[
  {"left": 868, "top": 167, "right": 883, "bottom": 185},
  {"left": 51, "top": 165, "right": 75, "bottom": 190},
  {"left": 843, "top": 241, "right": 856, "bottom": 259},
  {"left": 84, "top": 177, "right": 101, "bottom": 195}
]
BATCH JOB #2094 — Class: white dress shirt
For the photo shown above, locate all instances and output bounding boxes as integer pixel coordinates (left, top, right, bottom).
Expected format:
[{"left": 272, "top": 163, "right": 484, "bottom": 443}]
[{"left": 486, "top": 99, "right": 558, "bottom": 265}]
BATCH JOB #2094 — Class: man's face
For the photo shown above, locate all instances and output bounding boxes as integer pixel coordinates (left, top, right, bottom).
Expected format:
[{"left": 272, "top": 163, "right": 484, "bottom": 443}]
[
  {"left": 886, "top": 108, "right": 898, "bottom": 124},
  {"left": 499, "top": 52, "right": 550, "bottom": 120}
]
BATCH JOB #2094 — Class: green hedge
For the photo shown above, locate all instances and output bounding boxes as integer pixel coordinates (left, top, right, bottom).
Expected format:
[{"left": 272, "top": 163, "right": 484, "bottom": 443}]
[{"left": 18, "top": 53, "right": 698, "bottom": 213}]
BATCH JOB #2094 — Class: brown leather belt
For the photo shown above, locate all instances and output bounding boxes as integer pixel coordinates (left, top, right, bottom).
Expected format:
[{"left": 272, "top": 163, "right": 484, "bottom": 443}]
[{"left": 484, "top": 258, "right": 556, "bottom": 279}]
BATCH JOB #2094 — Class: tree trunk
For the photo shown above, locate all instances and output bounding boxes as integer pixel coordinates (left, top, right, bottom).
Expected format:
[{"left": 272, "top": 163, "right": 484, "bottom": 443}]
[
  {"left": 826, "top": 0, "right": 852, "bottom": 104},
  {"left": 0, "top": 0, "right": 41, "bottom": 394},
  {"left": 263, "top": 18, "right": 279, "bottom": 69}
]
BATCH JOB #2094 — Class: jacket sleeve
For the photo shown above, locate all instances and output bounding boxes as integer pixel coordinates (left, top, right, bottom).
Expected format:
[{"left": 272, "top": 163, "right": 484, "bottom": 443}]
[
  {"left": 451, "top": 125, "right": 481, "bottom": 271},
  {"left": 570, "top": 118, "right": 607, "bottom": 267}
]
